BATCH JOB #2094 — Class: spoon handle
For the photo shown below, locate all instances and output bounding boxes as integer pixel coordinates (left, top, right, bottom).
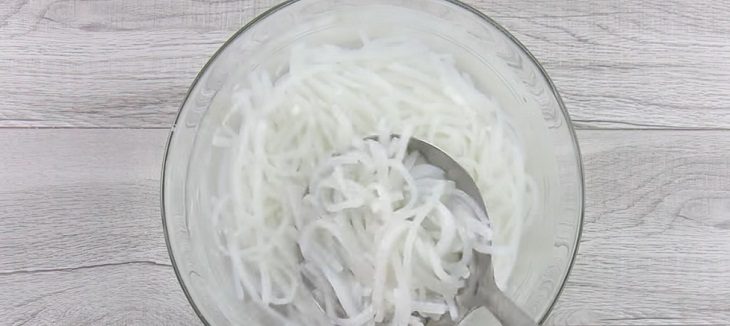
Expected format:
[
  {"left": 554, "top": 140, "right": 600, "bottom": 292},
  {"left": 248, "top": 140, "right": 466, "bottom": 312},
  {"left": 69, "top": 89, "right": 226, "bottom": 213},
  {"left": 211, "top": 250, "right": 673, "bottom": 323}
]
[{"left": 482, "top": 288, "right": 538, "bottom": 326}]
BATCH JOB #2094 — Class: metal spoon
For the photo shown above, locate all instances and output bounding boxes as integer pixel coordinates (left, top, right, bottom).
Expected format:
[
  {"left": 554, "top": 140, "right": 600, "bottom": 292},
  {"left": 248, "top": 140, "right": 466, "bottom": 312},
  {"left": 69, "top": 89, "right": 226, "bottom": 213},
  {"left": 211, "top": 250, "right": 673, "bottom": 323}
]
[{"left": 406, "top": 137, "right": 538, "bottom": 326}]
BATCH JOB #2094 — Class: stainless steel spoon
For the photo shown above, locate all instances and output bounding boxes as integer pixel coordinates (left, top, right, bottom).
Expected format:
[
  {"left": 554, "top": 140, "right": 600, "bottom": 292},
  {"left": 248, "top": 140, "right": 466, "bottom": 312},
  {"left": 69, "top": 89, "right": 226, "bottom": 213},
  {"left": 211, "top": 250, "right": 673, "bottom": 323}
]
[{"left": 406, "top": 137, "right": 538, "bottom": 326}]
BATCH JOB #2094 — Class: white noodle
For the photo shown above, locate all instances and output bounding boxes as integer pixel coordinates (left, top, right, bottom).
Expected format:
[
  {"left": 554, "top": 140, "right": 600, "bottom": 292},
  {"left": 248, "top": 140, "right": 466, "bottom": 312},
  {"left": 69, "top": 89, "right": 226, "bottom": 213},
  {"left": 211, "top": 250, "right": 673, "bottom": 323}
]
[
  {"left": 202, "top": 37, "right": 538, "bottom": 325},
  {"left": 300, "top": 136, "right": 492, "bottom": 324}
]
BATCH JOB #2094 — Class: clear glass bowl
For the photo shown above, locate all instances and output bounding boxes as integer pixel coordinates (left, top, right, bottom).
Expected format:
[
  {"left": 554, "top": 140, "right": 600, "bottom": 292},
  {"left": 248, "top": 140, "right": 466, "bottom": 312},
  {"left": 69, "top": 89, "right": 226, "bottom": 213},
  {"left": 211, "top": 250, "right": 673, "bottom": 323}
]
[{"left": 161, "top": 0, "right": 584, "bottom": 325}]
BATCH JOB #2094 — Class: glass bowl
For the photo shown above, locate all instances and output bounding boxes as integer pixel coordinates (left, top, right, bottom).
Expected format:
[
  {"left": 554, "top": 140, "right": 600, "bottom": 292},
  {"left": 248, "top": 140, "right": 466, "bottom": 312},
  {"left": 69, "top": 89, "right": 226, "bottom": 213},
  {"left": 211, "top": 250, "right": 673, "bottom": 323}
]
[{"left": 161, "top": 0, "right": 584, "bottom": 325}]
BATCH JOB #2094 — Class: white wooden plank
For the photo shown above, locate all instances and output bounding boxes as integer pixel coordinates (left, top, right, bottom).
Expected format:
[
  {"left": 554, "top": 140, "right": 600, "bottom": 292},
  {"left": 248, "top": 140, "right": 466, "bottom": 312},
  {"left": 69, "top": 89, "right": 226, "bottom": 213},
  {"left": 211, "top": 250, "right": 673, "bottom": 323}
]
[
  {"left": 0, "top": 129, "right": 170, "bottom": 272},
  {"left": 2, "top": 129, "right": 729, "bottom": 325},
  {"left": 0, "top": 0, "right": 276, "bottom": 128},
  {"left": 479, "top": 0, "right": 730, "bottom": 129},
  {"left": 1, "top": 0, "right": 728, "bottom": 128},
  {"left": 0, "top": 129, "right": 199, "bottom": 325},
  {"left": 1, "top": 263, "right": 199, "bottom": 325},
  {"left": 546, "top": 130, "right": 730, "bottom": 325}
]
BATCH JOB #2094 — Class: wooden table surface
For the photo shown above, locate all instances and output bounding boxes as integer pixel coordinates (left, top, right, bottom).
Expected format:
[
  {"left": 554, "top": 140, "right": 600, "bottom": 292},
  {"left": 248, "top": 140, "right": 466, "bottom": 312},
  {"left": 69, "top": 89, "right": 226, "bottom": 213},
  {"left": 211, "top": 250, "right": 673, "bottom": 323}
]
[{"left": 2, "top": 0, "right": 729, "bottom": 325}]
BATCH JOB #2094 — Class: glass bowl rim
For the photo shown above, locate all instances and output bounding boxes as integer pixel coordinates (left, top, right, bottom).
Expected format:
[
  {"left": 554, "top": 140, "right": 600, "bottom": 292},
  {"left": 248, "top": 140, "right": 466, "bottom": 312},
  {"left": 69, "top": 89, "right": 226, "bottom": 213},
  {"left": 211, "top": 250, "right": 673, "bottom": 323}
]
[{"left": 160, "top": 0, "right": 586, "bottom": 324}]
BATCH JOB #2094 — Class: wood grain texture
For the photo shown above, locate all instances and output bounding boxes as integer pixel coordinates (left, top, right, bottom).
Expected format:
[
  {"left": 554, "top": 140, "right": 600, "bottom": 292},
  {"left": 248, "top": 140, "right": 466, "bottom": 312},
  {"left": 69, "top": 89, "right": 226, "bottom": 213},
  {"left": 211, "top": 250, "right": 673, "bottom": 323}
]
[
  {"left": 546, "top": 130, "right": 730, "bottom": 326},
  {"left": 1, "top": 0, "right": 729, "bottom": 128},
  {"left": 480, "top": 0, "right": 730, "bottom": 129},
  {"left": 0, "top": 0, "right": 276, "bottom": 128},
  {"left": 1, "top": 263, "right": 199, "bottom": 326},
  {"left": 0, "top": 129, "right": 169, "bottom": 272},
  {"left": 0, "top": 130, "right": 199, "bottom": 325},
  {"left": 2, "top": 129, "right": 729, "bottom": 325}
]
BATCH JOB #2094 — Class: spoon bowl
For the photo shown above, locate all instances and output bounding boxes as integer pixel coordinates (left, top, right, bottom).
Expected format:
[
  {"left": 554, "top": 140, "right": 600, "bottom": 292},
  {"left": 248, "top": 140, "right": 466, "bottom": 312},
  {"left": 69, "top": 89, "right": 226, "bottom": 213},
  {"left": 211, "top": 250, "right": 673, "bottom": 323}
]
[{"left": 404, "top": 137, "right": 538, "bottom": 326}]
